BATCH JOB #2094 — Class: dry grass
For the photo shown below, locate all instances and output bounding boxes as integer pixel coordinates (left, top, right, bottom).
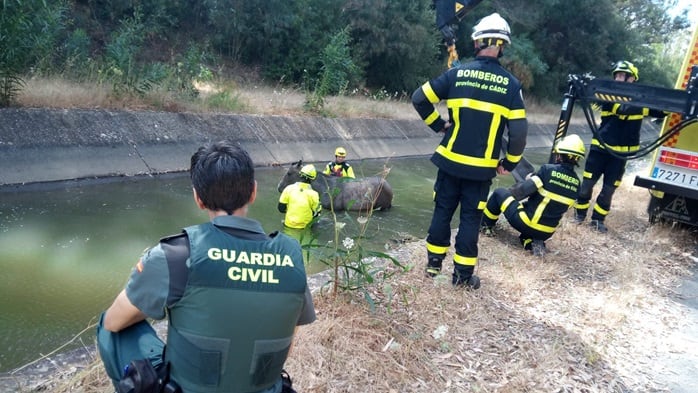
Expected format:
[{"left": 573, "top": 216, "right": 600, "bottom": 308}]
[
  {"left": 15, "top": 76, "right": 563, "bottom": 121},
  {"left": 284, "top": 178, "right": 695, "bottom": 393},
  {"left": 8, "top": 170, "right": 694, "bottom": 393},
  {"left": 19, "top": 78, "right": 113, "bottom": 109},
  {"left": 17, "top": 77, "right": 420, "bottom": 119}
]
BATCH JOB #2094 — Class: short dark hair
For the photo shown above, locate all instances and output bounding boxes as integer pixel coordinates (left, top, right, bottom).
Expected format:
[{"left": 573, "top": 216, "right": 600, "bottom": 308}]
[{"left": 190, "top": 141, "right": 255, "bottom": 214}]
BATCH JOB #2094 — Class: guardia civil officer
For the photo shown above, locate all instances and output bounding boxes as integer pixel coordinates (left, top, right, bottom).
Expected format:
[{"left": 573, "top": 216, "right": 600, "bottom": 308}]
[
  {"left": 412, "top": 12, "right": 527, "bottom": 288},
  {"left": 573, "top": 61, "right": 666, "bottom": 233},
  {"left": 323, "top": 147, "right": 355, "bottom": 178},
  {"left": 278, "top": 164, "right": 322, "bottom": 229},
  {"left": 481, "top": 134, "right": 585, "bottom": 256},
  {"left": 96, "top": 141, "right": 316, "bottom": 393}
]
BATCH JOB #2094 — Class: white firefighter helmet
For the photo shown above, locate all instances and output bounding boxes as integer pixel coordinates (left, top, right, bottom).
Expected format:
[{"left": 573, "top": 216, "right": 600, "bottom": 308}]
[
  {"left": 299, "top": 164, "right": 317, "bottom": 180},
  {"left": 471, "top": 12, "right": 511, "bottom": 45}
]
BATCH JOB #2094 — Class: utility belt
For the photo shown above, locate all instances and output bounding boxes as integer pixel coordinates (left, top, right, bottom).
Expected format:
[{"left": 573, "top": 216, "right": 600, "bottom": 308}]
[
  {"left": 118, "top": 359, "right": 298, "bottom": 393},
  {"left": 117, "top": 359, "right": 181, "bottom": 393}
]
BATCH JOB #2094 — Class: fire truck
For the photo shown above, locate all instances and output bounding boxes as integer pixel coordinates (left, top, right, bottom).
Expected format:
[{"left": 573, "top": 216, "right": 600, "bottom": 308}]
[{"left": 551, "top": 26, "right": 698, "bottom": 226}]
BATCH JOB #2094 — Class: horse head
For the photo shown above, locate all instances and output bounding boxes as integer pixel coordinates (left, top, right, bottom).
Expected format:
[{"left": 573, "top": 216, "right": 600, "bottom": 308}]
[{"left": 277, "top": 160, "right": 304, "bottom": 192}]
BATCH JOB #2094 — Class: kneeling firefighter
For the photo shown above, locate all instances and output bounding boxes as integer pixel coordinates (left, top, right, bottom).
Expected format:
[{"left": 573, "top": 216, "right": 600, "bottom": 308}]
[{"left": 481, "top": 134, "right": 585, "bottom": 256}]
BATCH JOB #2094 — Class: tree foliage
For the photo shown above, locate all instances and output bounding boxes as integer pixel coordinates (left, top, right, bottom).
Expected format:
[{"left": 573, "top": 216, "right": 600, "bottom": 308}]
[
  {"left": 345, "top": 0, "right": 441, "bottom": 92},
  {"left": 305, "top": 27, "right": 362, "bottom": 113},
  {"left": 0, "top": 0, "right": 68, "bottom": 105},
  {"left": 616, "top": 0, "right": 692, "bottom": 87},
  {"left": 0, "top": 0, "right": 692, "bottom": 107},
  {"left": 528, "top": 0, "right": 629, "bottom": 98}
]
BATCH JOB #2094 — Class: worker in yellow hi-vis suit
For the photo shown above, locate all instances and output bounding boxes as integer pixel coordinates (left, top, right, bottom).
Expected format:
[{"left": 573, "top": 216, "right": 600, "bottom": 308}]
[{"left": 278, "top": 164, "right": 321, "bottom": 229}]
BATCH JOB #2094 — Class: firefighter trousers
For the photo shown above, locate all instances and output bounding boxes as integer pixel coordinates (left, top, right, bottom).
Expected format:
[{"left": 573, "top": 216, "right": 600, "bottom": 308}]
[
  {"left": 426, "top": 169, "right": 490, "bottom": 276},
  {"left": 575, "top": 149, "right": 625, "bottom": 222},
  {"left": 482, "top": 188, "right": 553, "bottom": 242}
]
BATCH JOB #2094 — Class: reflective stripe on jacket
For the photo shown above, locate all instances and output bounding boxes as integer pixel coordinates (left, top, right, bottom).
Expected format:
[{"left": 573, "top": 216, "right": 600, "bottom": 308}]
[
  {"left": 522, "top": 163, "right": 580, "bottom": 232},
  {"left": 594, "top": 103, "right": 665, "bottom": 152},
  {"left": 414, "top": 57, "right": 526, "bottom": 180}
]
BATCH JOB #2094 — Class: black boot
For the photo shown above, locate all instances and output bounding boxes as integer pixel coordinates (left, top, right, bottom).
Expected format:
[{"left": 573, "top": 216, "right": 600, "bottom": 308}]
[
  {"left": 425, "top": 254, "right": 444, "bottom": 278},
  {"left": 519, "top": 235, "right": 532, "bottom": 250},
  {"left": 452, "top": 267, "right": 480, "bottom": 289},
  {"left": 589, "top": 219, "right": 608, "bottom": 233},
  {"left": 530, "top": 240, "right": 546, "bottom": 256}
]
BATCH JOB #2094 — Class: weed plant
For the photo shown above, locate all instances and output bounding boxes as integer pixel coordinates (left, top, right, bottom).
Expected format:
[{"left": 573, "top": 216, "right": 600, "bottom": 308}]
[{"left": 302, "top": 165, "right": 407, "bottom": 303}]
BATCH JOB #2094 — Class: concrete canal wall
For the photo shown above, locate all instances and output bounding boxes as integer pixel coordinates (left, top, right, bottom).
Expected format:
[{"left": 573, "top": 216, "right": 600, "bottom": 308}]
[{"left": 0, "top": 108, "right": 660, "bottom": 186}]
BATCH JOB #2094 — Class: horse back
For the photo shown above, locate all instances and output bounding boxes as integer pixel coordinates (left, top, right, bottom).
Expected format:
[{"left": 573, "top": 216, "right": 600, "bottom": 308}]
[{"left": 311, "top": 173, "right": 392, "bottom": 211}]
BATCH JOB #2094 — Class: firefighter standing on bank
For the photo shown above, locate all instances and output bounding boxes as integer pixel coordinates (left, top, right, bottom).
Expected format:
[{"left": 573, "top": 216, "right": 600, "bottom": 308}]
[
  {"left": 412, "top": 12, "right": 527, "bottom": 289},
  {"left": 481, "top": 134, "right": 585, "bottom": 256},
  {"left": 573, "top": 61, "right": 666, "bottom": 233},
  {"left": 323, "top": 147, "right": 355, "bottom": 178}
]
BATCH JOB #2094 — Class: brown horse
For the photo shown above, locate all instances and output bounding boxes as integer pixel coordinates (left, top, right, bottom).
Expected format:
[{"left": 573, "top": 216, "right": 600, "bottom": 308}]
[{"left": 277, "top": 160, "right": 393, "bottom": 211}]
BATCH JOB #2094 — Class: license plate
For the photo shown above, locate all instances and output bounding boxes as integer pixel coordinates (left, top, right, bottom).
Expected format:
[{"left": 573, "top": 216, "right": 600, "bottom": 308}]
[{"left": 651, "top": 164, "right": 698, "bottom": 188}]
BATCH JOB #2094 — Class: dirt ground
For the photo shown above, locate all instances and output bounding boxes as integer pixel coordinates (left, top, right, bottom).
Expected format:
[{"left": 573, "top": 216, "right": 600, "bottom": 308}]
[
  {"left": 284, "top": 178, "right": 698, "bottom": 393},
  {"left": 2, "top": 171, "right": 696, "bottom": 393}
]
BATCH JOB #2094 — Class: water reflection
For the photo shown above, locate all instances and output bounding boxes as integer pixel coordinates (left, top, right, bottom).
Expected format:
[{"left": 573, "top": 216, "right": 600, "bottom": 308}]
[{"left": 0, "top": 175, "right": 202, "bottom": 372}]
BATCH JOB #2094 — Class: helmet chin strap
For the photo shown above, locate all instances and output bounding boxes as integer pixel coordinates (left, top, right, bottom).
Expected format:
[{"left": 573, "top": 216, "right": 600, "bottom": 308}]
[{"left": 473, "top": 44, "right": 504, "bottom": 58}]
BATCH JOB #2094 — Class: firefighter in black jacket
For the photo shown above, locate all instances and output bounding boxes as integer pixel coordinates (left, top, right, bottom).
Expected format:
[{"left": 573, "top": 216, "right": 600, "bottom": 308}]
[
  {"left": 573, "top": 61, "right": 666, "bottom": 233},
  {"left": 481, "top": 134, "right": 585, "bottom": 256},
  {"left": 412, "top": 12, "right": 527, "bottom": 289}
]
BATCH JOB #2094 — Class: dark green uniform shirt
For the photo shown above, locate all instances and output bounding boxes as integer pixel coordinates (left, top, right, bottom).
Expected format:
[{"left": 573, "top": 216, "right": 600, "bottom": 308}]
[{"left": 125, "top": 215, "right": 315, "bottom": 393}]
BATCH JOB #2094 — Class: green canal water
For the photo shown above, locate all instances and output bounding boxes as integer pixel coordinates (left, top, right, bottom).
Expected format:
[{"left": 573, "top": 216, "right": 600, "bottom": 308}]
[{"left": 0, "top": 154, "right": 544, "bottom": 372}]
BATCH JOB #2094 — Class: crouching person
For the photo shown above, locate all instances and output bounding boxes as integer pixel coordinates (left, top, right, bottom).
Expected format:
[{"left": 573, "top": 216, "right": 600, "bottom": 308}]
[
  {"left": 480, "top": 134, "right": 585, "bottom": 256},
  {"left": 96, "top": 141, "right": 316, "bottom": 393}
]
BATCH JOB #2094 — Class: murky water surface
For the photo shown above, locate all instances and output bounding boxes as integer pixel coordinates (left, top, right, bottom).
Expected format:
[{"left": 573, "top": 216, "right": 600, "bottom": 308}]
[{"left": 0, "top": 156, "right": 516, "bottom": 371}]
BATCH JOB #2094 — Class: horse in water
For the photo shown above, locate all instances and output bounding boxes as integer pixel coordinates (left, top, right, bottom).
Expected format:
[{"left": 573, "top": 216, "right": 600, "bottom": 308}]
[{"left": 277, "top": 160, "right": 393, "bottom": 211}]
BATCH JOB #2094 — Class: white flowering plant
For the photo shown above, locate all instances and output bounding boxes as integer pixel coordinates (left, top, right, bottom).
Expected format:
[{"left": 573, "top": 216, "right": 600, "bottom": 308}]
[{"left": 303, "top": 165, "right": 406, "bottom": 298}]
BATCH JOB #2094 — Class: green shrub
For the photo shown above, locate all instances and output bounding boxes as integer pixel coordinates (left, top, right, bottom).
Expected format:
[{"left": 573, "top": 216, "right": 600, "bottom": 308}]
[
  {"left": 62, "top": 29, "right": 92, "bottom": 78},
  {"left": 101, "top": 8, "right": 155, "bottom": 97},
  {"left": 164, "top": 46, "right": 214, "bottom": 98},
  {"left": 0, "top": 0, "right": 68, "bottom": 105},
  {"left": 205, "top": 90, "right": 246, "bottom": 112},
  {"left": 304, "top": 27, "right": 360, "bottom": 113},
  {"left": 0, "top": 71, "right": 25, "bottom": 107}
]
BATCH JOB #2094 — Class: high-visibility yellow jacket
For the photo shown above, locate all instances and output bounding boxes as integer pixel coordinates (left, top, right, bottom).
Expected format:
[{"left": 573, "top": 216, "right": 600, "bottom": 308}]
[
  {"left": 279, "top": 182, "right": 321, "bottom": 229},
  {"left": 323, "top": 161, "right": 355, "bottom": 178}
]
